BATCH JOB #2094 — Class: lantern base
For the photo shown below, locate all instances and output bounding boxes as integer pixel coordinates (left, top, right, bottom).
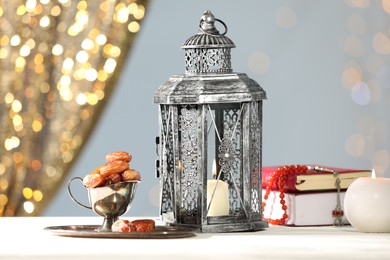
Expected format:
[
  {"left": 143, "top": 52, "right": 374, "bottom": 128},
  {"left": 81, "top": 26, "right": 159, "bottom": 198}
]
[
  {"left": 200, "top": 220, "right": 269, "bottom": 233},
  {"left": 163, "top": 218, "right": 269, "bottom": 233}
]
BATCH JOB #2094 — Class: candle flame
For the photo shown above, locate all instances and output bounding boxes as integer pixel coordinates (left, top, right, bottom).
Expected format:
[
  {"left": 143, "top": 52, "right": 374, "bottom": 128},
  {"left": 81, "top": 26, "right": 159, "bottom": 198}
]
[
  {"left": 371, "top": 169, "right": 376, "bottom": 179},
  {"left": 178, "top": 160, "right": 182, "bottom": 173},
  {"left": 212, "top": 159, "right": 217, "bottom": 178}
]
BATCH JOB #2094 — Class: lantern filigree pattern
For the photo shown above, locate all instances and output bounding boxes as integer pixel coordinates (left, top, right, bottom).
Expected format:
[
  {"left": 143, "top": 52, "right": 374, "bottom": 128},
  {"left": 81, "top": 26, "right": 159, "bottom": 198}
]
[
  {"left": 155, "top": 11, "right": 268, "bottom": 232},
  {"left": 250, "top": 102, "right": 262, "bottom": 213},
  {"left": 179, "top": 105, "right": 199, "bottom": 217}
]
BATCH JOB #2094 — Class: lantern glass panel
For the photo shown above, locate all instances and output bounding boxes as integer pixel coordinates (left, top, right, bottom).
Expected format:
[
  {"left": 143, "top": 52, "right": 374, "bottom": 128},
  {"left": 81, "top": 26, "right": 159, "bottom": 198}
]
[
  {"left": 208, "top": 104, "right": 243, "bottom": 216},
  {"left": 158, "top": 105, "right": 175, "bottom": 215}
]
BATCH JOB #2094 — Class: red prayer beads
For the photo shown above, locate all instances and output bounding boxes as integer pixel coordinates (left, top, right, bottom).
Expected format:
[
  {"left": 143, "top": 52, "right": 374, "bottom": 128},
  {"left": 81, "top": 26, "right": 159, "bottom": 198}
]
[{"left": 262, "top": 165, "right": 307, "bottom": 225}]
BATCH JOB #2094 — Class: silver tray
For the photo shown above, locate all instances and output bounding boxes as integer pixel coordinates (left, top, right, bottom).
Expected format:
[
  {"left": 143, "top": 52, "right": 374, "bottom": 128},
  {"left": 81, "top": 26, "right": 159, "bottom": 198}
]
[{"left": 44, "top": 225, "right": 196, "bottom": 239}]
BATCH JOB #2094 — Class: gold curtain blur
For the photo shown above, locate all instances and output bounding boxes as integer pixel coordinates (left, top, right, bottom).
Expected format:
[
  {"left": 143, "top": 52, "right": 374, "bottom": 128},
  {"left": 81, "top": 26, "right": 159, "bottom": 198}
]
[{"left": 0, "top": 0, "right": 149, "bottom": 216}]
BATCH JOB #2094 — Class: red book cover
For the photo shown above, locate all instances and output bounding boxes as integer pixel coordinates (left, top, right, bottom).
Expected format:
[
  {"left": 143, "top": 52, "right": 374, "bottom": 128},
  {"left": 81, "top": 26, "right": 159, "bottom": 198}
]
[{"left": 262, "top": 165, "right": 371, "bottom": 193}]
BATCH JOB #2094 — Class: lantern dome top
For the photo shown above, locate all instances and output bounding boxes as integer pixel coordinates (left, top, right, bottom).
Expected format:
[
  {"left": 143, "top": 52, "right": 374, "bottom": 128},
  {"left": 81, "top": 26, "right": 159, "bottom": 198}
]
[
  {"left": 154, "top": 10, "right": 267, "bottom": 105},
  {"left": 182, "top": 10, "right": 235, "bottom": 49}
]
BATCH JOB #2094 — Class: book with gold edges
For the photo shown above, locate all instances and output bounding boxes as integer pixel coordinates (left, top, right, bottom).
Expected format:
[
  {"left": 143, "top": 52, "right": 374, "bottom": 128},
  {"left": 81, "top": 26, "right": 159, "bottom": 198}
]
[{"left": 262, "top": 165, "right": 371, "bottom": 192}]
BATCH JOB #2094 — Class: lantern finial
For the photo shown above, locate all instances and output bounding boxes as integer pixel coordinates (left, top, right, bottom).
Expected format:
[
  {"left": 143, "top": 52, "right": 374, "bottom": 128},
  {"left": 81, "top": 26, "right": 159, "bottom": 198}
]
[{"left": 199, "top": 10, "right": 220, "bottom": 35}]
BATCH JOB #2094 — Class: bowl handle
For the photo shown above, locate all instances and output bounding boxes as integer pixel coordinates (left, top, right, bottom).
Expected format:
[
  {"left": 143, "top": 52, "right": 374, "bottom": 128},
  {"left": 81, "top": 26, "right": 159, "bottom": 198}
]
[{"left": 67, "top": 177, "right": 92, "bottom": 209}]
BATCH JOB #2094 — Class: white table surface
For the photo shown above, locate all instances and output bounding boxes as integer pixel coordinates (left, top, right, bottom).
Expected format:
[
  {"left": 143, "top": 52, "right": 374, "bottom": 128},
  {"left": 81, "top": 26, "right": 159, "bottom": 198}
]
[{"left": 1, "top": 216, "right": 390, "bottom": 260}]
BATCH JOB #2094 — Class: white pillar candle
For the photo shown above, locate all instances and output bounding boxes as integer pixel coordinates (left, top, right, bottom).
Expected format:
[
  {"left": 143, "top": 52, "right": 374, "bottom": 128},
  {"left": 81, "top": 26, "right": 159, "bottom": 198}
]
[
  {"left": 344, "top": 170, "right": 390, "bottom": 233},
  {"left": 206, "top": 159, "right": 229, "bottom": 216},
  {"left": 207, "top": 179, "right": 229, "bottom": 216}
]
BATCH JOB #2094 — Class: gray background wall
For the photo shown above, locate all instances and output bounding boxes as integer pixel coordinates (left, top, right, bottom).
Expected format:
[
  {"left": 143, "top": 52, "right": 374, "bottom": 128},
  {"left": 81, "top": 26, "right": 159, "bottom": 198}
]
[{"left": 44, "top": 0, "right": 390, "bottom": 217}]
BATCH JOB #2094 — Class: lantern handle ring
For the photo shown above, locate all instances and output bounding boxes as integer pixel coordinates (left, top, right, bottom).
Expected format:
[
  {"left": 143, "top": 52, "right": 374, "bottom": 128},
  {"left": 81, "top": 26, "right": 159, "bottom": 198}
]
[{"left": 198, "top": 18, "right": 228, "bottom": 36}]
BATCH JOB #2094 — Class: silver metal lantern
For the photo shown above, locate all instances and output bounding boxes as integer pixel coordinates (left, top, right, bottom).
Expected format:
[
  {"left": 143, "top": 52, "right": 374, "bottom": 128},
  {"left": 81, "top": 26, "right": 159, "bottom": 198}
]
[{"left": 154, "top": 10, "right": 268, "bottom": 233}]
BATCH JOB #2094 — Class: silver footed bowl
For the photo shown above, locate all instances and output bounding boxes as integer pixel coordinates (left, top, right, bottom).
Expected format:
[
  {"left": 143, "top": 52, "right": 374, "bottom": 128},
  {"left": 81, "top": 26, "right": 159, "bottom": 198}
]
[{"left": 68, "top": 177, "right": 139, "bottom": 232}]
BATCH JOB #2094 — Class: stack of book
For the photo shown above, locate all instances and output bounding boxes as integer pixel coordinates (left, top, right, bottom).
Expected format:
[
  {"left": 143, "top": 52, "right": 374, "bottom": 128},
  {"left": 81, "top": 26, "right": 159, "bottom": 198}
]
[{"left": 262, "top": 165, "right": 371, "bottom": 226}]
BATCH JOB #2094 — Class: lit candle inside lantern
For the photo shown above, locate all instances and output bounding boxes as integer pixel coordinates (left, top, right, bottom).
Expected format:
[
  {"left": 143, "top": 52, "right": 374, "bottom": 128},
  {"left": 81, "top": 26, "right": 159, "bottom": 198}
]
[
  {"left": 207, "top": 159, "right": 229, "bottom": 216},
  {"left": 344, "top": 169, "right": 390, "bottom": 233},
  {"left": 178, "top": 160, "right": 183, "bottom": 174}
]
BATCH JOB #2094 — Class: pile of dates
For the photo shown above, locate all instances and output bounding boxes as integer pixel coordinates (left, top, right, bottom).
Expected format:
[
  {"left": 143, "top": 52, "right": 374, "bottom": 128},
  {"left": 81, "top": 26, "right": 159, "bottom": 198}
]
[{"left": 82, "top": 151, "right": 141, "bottom": 188}]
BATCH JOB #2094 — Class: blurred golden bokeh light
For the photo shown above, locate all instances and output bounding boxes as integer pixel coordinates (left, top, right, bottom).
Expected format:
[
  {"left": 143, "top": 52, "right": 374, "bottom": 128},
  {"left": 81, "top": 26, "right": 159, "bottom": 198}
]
[{"left": 0, "top": 0, "right": 148, "bottom": 216}]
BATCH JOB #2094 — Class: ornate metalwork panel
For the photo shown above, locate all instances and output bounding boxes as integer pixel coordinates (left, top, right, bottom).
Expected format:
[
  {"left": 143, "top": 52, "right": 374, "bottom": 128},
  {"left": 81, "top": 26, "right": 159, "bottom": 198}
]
[
  {"left": 178, "top": 105, "right": 200, "bottom": 221},
  {"left": 249, "top": 102, "right": 262, "bottom": 215},
  {"left": 184, "top": 48, "right": 232, "bottom": 74}
]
